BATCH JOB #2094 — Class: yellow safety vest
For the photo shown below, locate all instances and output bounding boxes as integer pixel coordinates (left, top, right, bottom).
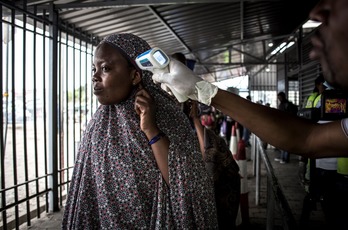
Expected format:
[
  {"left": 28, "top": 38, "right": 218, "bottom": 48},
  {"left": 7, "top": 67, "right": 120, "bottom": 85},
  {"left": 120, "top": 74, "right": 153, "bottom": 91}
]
[
  {"left": 305, "top": 92, "right": 320, "bottom": 108},
  {"left": 337, "top": 158, "right": 348, "bottom": 176}
]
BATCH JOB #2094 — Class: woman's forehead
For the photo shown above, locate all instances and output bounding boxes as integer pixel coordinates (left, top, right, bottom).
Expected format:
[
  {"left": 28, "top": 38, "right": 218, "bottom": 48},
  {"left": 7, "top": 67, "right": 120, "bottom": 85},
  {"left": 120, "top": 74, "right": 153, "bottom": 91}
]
[
  {"left": 95, "top": 42, "right": 118, "bottom": 54},
  {"left": 94, "top": 44, "right": 127, "bottom": 63}
]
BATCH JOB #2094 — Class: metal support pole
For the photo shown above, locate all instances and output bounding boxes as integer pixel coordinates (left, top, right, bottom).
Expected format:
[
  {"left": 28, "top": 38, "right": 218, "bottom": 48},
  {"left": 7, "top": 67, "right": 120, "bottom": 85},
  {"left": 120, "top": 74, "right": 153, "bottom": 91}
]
[
  {"left": 48, "top": 2, "right": 59, "bottom": 212},
  {"left": 255, "top": 137, "right": 260, "bottom": 205},
  {"left": 251, "top": 134, "right": 256, "bottom": 176},
  {"left": 266, "top": 178, "right": 275, "bottom": 230}
]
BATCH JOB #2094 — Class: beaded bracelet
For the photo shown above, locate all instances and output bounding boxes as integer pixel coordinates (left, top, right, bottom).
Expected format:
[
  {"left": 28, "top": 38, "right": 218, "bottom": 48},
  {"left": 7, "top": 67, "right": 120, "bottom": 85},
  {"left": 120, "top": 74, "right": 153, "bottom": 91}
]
[{"left": 148, "top": 132, "right": 166, "bottom": 145}]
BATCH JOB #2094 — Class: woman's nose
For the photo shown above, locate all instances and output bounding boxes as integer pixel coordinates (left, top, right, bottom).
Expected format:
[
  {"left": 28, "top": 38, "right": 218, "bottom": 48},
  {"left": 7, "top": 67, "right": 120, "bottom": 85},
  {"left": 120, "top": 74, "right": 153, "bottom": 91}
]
[{"left": 92, "top": 73, "right": 100, "bottom": 82}]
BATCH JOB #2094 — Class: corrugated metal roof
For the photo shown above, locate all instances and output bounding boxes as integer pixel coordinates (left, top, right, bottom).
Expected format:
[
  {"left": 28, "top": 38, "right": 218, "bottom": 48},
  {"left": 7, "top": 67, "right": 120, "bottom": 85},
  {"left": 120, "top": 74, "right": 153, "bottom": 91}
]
[{"left": 14, "top": 0, "right": 319, "bottom": 82}]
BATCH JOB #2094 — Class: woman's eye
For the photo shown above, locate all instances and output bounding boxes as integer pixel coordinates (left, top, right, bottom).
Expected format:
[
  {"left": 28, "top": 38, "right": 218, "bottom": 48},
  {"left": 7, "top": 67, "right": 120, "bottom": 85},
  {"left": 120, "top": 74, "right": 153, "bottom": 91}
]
[
  {"left": 102, "top": 66, "right": 110, "bottom": 72},
  {"left": 92, "top": 67, "right": 96, "bottom": 73}
]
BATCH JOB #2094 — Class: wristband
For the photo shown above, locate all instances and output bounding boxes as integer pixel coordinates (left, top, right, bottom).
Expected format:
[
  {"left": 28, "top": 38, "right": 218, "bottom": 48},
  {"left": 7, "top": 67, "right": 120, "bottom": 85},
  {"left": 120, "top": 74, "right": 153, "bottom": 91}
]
[{"left": 148, "top": 132, "right": 166, "bottom": 145}]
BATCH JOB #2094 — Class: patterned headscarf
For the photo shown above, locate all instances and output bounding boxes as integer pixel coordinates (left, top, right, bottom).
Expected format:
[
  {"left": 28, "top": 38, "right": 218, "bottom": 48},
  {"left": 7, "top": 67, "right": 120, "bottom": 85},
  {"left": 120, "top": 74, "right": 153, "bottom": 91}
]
[
  {"left": 101, "top": 33, "right": 145, "bottom": 75},
  {"left": 62, "top": 33, "right": 218, "bottom": 229}
]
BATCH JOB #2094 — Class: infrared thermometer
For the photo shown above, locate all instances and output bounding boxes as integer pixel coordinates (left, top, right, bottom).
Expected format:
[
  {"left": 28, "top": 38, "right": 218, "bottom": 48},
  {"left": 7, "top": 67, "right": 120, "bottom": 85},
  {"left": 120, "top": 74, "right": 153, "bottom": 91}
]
[
  {"left": 135, "top": 47, "right": 170, "bottom": 70},
  {"left": 136, "top": 47, "right": 188, "bottom": 102}
]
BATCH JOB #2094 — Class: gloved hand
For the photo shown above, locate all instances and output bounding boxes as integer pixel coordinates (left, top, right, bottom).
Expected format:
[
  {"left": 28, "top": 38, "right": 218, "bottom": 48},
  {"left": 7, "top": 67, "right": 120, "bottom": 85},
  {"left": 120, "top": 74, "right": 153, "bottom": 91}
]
[
  {"left": 160, "top": 80, "right": 189, "bottom": 103},
  {"left": 152, "top": 58, "right": 218, "bottom": 105},
  {"left": 152, "top": 63, "right": 189, "bottom": 103}
]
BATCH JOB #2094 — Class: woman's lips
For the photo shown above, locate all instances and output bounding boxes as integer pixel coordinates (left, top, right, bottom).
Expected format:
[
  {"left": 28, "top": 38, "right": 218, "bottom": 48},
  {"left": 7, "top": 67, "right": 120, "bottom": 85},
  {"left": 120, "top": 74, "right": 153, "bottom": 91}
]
[{"left": 93, "top": 86, "right": 103, "bottom": 95}]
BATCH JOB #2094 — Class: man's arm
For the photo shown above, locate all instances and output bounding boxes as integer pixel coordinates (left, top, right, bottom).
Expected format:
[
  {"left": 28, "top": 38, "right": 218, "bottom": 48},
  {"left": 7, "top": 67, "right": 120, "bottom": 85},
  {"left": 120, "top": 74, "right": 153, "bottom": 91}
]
[
  {"left": 212, "top": 89, "right": 348, "bottom": 158},
  {"left": 152, "top": 58, "right": 348, "bottom": 158}
]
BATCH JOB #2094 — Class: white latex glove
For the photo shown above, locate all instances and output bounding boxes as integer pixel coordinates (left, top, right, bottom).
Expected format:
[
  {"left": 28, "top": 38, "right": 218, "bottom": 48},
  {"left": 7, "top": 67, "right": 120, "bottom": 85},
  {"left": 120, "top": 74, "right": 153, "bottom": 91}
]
[
  {"left": 152, "top": 58, "right": 218, "bottom": 105},
  {"left": 152, "top": 65, "right": 188, "bottom": 102},
  {"left": 162, "top": 82, "right": 189, "bottom": 103}
]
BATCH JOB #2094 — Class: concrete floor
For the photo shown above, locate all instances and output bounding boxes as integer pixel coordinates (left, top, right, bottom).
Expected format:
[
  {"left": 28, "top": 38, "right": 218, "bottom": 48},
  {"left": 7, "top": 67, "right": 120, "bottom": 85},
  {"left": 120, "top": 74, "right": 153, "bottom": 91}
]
[{"left": 19, "top": 208, "right": 64, "bottom": 230}]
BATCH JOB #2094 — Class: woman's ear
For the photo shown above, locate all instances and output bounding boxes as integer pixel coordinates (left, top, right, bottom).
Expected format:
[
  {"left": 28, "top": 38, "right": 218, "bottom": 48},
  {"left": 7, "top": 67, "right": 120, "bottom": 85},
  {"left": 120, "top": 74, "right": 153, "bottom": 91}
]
[{"left": 132, "top": 70, "right": 142, "bottom": 86}]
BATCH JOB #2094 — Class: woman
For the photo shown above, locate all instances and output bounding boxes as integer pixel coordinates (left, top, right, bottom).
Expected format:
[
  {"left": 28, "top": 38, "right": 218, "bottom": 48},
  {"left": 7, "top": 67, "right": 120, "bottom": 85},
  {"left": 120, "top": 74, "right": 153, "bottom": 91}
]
[
  {"left": 189, "top": 101, "right": 240, "bottom": 229},
  {"left": 62, "top": 33, "right": 218, "bottom": 229}
]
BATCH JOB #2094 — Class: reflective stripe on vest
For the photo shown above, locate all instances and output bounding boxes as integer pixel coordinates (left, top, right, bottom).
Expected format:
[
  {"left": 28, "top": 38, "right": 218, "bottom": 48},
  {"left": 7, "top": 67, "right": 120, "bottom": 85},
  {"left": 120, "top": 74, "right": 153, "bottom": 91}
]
[{"left": 313, "top": 94, "right": 321, "bottom": 108}]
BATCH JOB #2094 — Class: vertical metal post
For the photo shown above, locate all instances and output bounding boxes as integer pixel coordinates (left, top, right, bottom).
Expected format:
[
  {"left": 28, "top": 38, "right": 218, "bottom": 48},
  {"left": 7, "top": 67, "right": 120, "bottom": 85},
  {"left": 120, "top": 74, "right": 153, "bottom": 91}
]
[
  {"left": 10, "top": 8, "right": 19, "bottom": 228},
  {"left": 240, "top": 0, "right": 244, "bottom": 63},
  {"left": 21, "top": 4, "right": 31, "bottom": 225},
  {"left": 297, "top": 26, "right": 303, "bottom": 102},
  {"left": 64, "top": 24, "right": 70, "bottom": 195},
  {"left": 48, "top": 2, "right": 59, "bottom": 212},
  {"left": 255, "top": 137, "right": 260, "bottom": 205},
  {"left": 251, "top": 134, "right": 256, "bottom": 176},
  {"left": 32, "top": 5, "right": 41, "bottom": 219},
  {"left": 266, "top": 178, "right": 275, "bottom": 230},
  {"left": 0, "top": 4, "right": 7, "bottom": 229},
  {"left": 72, "top": 27, "right": 76, "bottom": 165},
  {"left": 58, "top": 29, "right": 63, "bottom": 207}
]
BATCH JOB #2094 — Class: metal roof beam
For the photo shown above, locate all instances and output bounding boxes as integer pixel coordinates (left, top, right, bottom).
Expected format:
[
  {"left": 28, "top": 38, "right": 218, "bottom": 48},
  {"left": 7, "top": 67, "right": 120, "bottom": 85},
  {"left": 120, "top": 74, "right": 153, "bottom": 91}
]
[
  {"left": 25, "top": 0, "right": 283, "bottom": 10},
  {"left": 198, "top": 62, "right": 295, "bottom": 66},
  {"left": 145, "top": 5, "right": 190, "bottom": 52}
]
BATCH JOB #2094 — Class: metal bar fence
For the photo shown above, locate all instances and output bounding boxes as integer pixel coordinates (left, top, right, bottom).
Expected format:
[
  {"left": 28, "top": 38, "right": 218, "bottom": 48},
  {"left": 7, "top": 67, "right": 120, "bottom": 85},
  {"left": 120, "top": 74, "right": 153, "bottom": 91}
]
[
  {"left": 0, "top": 2, "right": 97, "bottom": 228},
  {"left": 251, "top": 134, "right": 298, "bottom": 230}
]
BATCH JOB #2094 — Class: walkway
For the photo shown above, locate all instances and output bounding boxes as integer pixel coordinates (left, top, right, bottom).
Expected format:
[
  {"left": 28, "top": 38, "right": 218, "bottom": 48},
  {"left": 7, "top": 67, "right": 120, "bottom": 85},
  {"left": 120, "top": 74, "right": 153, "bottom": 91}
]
[
  {"left": 247, "top": 146, "right": 326, "bottom": 230},
  {"left": 19, "top": 147, "right": 328, "bottom": 230}
]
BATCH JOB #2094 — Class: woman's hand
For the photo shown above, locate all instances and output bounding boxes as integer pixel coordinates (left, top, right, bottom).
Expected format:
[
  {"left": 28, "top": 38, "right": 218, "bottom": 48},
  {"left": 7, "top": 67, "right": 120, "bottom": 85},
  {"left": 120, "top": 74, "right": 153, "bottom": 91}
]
[
  {"left": 134, "top": 85, "right": 160, "bottom": 139},
  {"left": 135, "top": 84, "right": 170, "bottom": 186}
]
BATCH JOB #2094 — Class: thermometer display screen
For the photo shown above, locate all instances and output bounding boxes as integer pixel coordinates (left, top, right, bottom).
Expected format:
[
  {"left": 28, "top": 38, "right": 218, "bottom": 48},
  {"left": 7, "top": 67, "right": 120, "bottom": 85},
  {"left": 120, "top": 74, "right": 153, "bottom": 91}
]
[
  {"left": 135, "top": 47, "right": 170, "bottom": 70},
  {"left": 153, "top": 50, "right": 168, "bottom": 65}
]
